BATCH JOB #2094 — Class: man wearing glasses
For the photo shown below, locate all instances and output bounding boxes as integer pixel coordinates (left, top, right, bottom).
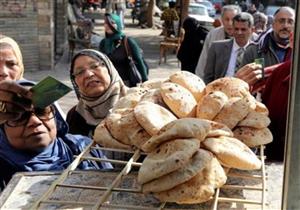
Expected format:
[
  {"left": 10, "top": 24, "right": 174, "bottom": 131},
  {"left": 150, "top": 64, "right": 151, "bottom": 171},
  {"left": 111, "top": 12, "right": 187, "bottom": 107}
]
[
  {"left": 236, "top": 6, "right": 295, "bottom": 86},
  {"left": 241, "top": 6, "right": 295, "bottom": 68}
]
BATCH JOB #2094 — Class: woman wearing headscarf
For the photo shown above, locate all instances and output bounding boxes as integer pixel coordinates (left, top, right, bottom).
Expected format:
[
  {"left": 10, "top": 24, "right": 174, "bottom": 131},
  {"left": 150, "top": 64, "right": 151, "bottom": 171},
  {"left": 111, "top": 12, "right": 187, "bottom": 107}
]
[
  {"left": 67, "top": 49, "right": 127, "bottom": 137},
  {"left": 177, "top": 17, "right": 209, "bottom": 73},
  {"left": 0, "top": 35, "right": 24, "bottom": 81},
  {"left": 0, "top": 35, "right": 32, "bottom": 124},
  {"left": 0, "top": 80, "right": 112, "bottom": 190},
  {"left": 99, "top": 13, "right": 148, "bottom": 87}
]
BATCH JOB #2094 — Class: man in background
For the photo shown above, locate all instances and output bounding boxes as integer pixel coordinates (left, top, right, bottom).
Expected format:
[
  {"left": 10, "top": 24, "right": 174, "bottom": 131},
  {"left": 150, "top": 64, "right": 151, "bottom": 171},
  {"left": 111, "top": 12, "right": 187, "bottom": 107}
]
[{"left": 195, "top": 5, "right": 241, "bottom": 79}]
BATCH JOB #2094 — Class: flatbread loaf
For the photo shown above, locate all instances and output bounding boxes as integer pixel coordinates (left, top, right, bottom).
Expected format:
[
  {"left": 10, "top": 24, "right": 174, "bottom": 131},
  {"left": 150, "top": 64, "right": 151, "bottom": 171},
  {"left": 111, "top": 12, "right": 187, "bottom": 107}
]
[
  {"left": 233, "top": 127, "right": 273, "bottom": 147},
  {"left": 142, "top": 118, "right": 211, "bottom": 152},
  {"left": 205, "top": 120, "right": 233, "bottom": 137},
  {"left": 202, "top": 136, "right": 262, "bottom": 170},
  {"left": 154, "top": 155, "right": 227, "bottom": 204},
  {"left": 134, "top": 101, "right": 177, "bottom": 136},
  {"left": 142, "top": 149, "right": 213, "bottom": 193},
  {"left": 126, "top": 87, "right": 149, "bottom": 95},
  {"left": 255, "top": 101, "right": 269, "bottom": 115},
  {"left": 205, "top": 77, "right": 249, "bottom": 98},
  {"left": 140, "top": 78, "right": 167, "bottom": 89},
  {"left": 139, "top": 88, "right": 168, "bottom": 108},
  {"left": 169, "top": 71, "right": 206, "bottom": 102},
  {"left": 137, "top": 139, "right": 200, "bottom": 184},
  {"left": 196, "top": 91, "right": 228, "bottom": 120},
  {"left": 111, "top": 91, "right": 144, "bottom": 112},
  {"left": 213, "top": 97, "right": 252, "bottom": 129},
  {"left": 160, "top": 82, "right": 197, "bottom": 118},
  {"left": 238, "top": 111, "right": 271, "bottom": 128},
  {"left": 106, "top": 108, "right": 150, "bottom": 146},
  {"left": 93, "top": 120, "right": 132, "bottom": 150}
]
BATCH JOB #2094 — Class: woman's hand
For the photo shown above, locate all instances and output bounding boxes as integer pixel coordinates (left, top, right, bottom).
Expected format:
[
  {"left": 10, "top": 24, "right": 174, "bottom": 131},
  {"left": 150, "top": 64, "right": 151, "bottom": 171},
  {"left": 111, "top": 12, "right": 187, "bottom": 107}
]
[
  {"left": 235, "top": 63, "right": 263, "bottom": 86},
  {"left": 0, "top": 81, "right": 32, "bottom": 123}
]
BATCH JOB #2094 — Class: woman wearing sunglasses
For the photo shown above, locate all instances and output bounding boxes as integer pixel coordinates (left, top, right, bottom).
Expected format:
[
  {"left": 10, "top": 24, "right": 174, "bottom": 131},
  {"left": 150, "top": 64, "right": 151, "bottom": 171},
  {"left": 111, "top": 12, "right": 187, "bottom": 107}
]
[{"left": 0, "top": 81, "right": 112, "bottom": 191}]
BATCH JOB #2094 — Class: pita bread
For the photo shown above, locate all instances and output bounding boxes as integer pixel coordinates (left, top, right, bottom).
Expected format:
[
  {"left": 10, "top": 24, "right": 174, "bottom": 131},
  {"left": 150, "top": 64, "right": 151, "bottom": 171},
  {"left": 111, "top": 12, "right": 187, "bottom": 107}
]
[
  {"left": 202, "top": 136, "right": 262, "bottom": 170},
  {"left": 196, "top": 91, "right": 228, "bottom": 120},
  {"left": 233, "top": 127, "right": 273, "bottom": 147},
  {"left": 106, "top": 108, "right": 150, "bottom": 146},
  {"left": 93, "top": 120, "right": 132, "bottom": 150},
  {"left": 138, "top": 139, "right": 200, "bottom": 184},
  {"left": 204, "top": 120, "right": 233, "bottom": 137},
  {"left": 205, "top": 77, "right": 249, "bottom": 98},
  {"left": 160, "top": 82, "right": 197, "bottom": 118},
  {"left": 255, "top": 101, "right": 269, "bottom": 115},
  {"left": 169, "top": 71, "right": 206, "bottom": 102},
  {"left": 142, "top": 118, "right": 211, "bottom": 152},
  {"left": 134, "top": 101, "right": 177, "bottom": 136},
  {"left": 238, "top": 111, "right": 271, "bottom": 128},
  {"left": 111, "top": 92, "right": 144, "bottom": 112},
  {"left": 140, "top": 78, "right": 167, "bottom": 89},
  {"left": 126, "top": 87, "right": 149, "bottom": 95},
  {"left": 154, "top": 155, "right": 227, "bottom": 204},
  {"left": 213, "top": 97, "right": 252, "bottom": 129},
  {"left": 139, "top": 88, "right": 168, "bottom": 108},
  {"left": 142, "top": 149, "right": 213, "bottom": 193}
]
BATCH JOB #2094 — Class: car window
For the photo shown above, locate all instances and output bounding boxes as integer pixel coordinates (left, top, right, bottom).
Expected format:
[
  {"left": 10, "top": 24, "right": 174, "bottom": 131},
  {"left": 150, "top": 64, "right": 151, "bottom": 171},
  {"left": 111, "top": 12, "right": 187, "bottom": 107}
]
[{"left": 189, "top": 5, "right": 206, "bottom": 15}]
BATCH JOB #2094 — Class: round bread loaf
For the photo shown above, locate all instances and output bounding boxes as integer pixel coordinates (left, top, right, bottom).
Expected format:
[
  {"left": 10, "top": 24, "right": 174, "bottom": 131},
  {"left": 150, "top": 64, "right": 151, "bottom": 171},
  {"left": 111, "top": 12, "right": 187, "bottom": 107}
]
[
  {"left": 196, "top": 91, "right": 228, "bottom": 120},
  {"left": 154, "top": 155, "right": 227, "bottom": 204},
  {"left": 238, "top": 111, "right": 271, "bottom": 128},
  {"left": 213, "top": 97, "right": 252, "bottom": 129},
  {"left": 134, "top": 101, "right": 177, "bottom": 136},
  {"left": 205, "top": 77, "right": 249, "bottom": 98},
  {"left": 142, "top": 118, "right": 211, "bottom": 153},
  {"left": 111, "top": 91, "right": 145, "bottom": 112},
  {"left": 202, "top": 136, "right": 262, "bottom": 170},
  {"left": 255, "top": 101, "right": 269, "bottom": 115},
  {"left": 140, "top": 78, "right": 167, "bottom": 89},
  {"left": 142, "top": 149, "right": 213, "bottom": 193},
  {"left": 125, "top": 87, "right": 149, "bottom": 95},
  {"left": 205, "top": 120, "right": 233, "bottom": 137},
  {"left": 139, "top": 88, "right": 169, "bottom": 109},
  {"left": 106, "top": 108, "right": 150, "bottom": 147},
  {"left": 93, "top": 120, "right": 132, "bottom": 150},
  {"left": 169, "top": 71, "right": 206, "bottom": 102},
  {"left": 233, "top": 127, "right": 273, "bottom": 147},
  {"left": 160, "top": 82, "right": 197, "bottom": 118},
  {"left": 138, "top": 139, "right": 200, "bottom": 184}
]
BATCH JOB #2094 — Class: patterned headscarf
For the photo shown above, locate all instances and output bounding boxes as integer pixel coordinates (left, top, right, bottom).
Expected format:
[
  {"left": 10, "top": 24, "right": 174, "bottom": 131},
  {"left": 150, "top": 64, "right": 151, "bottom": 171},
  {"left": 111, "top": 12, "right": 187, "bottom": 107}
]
[
  {"left": 70, "top": 49, "right": 127, "bottom": 126},
  {"left": 0, "top": 35, "right": 24, "bottom": 80},
  {"left": 103, "top": 13, "right": 125, "bottom": 54}
]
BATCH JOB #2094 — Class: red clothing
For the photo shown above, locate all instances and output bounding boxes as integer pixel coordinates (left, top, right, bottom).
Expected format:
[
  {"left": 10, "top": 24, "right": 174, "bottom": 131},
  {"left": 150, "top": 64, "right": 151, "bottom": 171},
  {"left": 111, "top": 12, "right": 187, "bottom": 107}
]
[{"left": 261, "top": 60, "right": 291, "bottom": 161}]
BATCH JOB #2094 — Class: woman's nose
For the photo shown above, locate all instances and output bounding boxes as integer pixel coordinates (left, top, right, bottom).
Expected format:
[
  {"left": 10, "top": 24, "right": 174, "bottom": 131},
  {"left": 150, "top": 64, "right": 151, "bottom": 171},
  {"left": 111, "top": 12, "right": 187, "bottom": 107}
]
[{"left": 0, "top": 64, "right": 9, "bottom": 79}]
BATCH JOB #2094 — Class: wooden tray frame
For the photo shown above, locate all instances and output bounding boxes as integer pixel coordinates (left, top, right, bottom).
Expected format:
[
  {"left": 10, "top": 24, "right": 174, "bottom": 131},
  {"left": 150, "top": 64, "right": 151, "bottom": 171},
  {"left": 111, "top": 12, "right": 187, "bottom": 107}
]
[{"left": 30, "top": 143, "right": 268, "bottom": 210}]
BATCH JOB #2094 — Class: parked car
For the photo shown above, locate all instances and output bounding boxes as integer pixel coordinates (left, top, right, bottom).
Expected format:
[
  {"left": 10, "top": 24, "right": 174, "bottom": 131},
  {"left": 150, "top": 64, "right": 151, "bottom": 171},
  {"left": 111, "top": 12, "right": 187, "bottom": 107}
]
[
  {"left": 264, "top": 5, "right": 281, "bottom": 16},
  {"left": 195, "top": 0, "right": 216, "bottom": 17},
  {"left": 188, "top": 3, "right": 215, "bottom": 25}
]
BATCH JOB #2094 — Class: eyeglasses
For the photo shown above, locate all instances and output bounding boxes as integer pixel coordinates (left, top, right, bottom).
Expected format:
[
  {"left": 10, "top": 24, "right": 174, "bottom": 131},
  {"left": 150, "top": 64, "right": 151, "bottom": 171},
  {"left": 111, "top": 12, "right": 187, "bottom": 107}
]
[
  {"left": 275, "top": 18, "right": 294, "bottom": 25},
  {"left": 5, "top": 106, "right": 55, "bottom": 127},
  {"left": 72, "top": 62, "right": 106, "bottom": 77}
]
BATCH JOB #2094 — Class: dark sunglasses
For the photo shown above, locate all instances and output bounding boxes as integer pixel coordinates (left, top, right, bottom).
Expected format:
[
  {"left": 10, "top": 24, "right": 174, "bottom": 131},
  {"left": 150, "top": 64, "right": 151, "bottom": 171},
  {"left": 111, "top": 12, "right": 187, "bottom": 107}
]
[{"left": 5, "top": 105, "right": 55, "bottom": 127}]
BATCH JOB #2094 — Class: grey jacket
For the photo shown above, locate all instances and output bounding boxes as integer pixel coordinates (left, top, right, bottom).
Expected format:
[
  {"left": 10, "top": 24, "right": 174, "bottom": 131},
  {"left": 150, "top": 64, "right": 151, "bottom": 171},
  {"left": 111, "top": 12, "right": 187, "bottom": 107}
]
[
  {"left": 241, "top": 29, "right": 289, "bottom": 67},
  {"left": 195, "top": 26, "right": 226, "bottom": 79},
  {"left": 203, "top": 39, "right": 234, "bottom": 84}
]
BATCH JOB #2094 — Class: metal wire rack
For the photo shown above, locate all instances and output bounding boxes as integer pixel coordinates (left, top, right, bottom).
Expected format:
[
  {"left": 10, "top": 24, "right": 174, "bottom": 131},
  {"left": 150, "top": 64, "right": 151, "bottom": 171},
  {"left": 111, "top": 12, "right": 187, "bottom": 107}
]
[{"left": 30, "top": 143, "right": 268, "bottom": 210}]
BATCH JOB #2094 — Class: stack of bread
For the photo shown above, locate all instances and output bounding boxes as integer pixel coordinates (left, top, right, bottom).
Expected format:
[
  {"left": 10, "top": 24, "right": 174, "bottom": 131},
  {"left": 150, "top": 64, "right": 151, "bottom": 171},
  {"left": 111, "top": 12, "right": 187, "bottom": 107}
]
[{"left": 93, "top": 71, "right": 273, "bottom": 204}]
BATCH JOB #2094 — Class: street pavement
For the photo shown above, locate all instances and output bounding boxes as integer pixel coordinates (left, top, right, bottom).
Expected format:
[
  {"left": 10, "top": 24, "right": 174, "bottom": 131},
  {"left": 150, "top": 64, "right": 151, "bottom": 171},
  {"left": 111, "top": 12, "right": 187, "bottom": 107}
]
[{"left": 25, "top": 11, "right": 180, "bottom": 113}]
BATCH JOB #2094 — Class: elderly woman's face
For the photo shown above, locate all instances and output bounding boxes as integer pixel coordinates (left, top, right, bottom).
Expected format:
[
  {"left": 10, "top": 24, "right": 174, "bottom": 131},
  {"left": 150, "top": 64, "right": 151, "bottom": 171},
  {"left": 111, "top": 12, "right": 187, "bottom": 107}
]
[
  {"left": 4, "top": 106, "right": 57, "bottom": 151},
  {"left": 0, "top": 46, "right": 21, "bottom": 81},
  {"left": 73, "top": 55, "right": 111, "bottom": 97}
]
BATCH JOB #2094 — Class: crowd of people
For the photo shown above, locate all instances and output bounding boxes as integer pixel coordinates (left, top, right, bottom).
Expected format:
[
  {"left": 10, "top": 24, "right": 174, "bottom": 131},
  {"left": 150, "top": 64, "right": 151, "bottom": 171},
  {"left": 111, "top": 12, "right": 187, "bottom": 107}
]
[{"left": 0, "top": 2, "right": 296, "bottom": 191}]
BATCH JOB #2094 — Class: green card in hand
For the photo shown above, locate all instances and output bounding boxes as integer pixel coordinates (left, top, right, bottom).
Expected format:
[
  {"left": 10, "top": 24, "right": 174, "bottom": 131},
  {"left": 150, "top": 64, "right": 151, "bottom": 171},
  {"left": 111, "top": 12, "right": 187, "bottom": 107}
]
[{"left": 31, "top": 76, "right": 72, "bottom": 108}]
